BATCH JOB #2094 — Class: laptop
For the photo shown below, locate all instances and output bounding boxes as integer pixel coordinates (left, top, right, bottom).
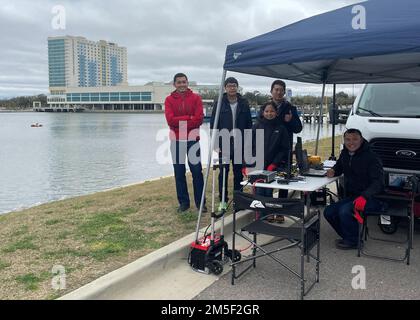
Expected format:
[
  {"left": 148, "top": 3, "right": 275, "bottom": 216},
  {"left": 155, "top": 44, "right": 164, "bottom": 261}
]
[{"left": 295, "top": 138, "right": 327, "bottom": 177}]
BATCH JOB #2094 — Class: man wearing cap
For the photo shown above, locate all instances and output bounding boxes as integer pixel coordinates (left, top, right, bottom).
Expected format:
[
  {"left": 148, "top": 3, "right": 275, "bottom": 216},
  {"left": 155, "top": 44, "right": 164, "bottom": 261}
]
[{"left": 210, "top": 77, "right": 252, "bottom": 208}]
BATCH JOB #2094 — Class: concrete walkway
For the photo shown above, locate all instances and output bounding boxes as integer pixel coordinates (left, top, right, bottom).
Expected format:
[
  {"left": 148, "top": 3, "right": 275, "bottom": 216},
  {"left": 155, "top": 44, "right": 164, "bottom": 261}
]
[{"left": 195, "top": 215, "right": 420, "bottom": 300}]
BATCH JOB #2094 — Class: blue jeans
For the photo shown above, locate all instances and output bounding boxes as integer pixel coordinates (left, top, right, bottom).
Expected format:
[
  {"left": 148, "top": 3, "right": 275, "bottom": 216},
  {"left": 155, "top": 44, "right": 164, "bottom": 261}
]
[
  {"left": 170, "top": 140, "right": 204, "bottom": 208},
  {"left": 323, "top": 197, "right": 384, "bottom": 245},
  {"left": 218, "top": 162, "right": 243, "bottom": 202}
]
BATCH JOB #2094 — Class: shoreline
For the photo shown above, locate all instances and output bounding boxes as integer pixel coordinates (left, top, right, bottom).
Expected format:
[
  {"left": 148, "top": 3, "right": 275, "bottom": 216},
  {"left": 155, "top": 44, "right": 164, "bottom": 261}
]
[
  {"left": 0, "top": 173, "right": 175, "bottom": 217},
  {"left": 0, "top": 109, "right": 34, "bottom": 113},
  {"left": 0, "top": 134, "right": 343, "bottom": 216}
]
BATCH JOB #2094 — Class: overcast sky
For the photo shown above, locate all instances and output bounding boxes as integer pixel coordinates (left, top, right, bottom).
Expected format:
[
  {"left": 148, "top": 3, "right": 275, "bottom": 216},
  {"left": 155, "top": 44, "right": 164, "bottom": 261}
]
[{"left": 0, "top": 0, "right": 364, "bottom": 99}]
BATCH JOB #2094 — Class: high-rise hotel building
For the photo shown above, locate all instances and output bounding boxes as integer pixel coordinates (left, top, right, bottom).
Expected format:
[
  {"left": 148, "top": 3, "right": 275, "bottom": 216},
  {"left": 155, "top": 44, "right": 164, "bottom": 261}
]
[
  {"left": 45, "top": 36, "right": 222, "bottom": 112},
  {"left": 48, "top": 36, "right": 128, "bottom": 90}
]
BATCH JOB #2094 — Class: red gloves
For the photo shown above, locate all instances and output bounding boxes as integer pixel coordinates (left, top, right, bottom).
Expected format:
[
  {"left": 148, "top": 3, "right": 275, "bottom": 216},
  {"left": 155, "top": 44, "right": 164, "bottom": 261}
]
[
  {"left": 242, "top": 167, "right": 248, "bottom": 176},
  {"left": 353, "top": 196, "right": 367, "bottom": 224},
  {"left": 266, "top": 164, "right": 277, "bottom": 172},
  {"left": 353, "top": 209, "right": 364, "bottom": 224},
  {"left": 353, "top": 196, "right": 367, "bottom": 211}
]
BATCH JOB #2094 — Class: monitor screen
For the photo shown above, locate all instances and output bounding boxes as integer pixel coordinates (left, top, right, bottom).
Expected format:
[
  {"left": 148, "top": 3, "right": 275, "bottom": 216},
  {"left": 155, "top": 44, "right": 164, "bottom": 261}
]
[{"left": 295, "top": 137, "right": 309, "bottom": 172}]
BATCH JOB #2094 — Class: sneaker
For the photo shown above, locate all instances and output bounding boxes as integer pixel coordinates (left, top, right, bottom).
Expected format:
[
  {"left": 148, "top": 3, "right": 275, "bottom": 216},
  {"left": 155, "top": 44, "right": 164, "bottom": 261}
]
[
  {"left": 218, "top": 202, "right": 227, "bottom": 211},
  {"left": 335, "top": 239, "right": 358, "bottom": 250},
  {"left": 177, "top": 204, "right": 190, "bottom": 213},
  {"left": 266, "top": 214, "right": 285, "bottom": 224}
]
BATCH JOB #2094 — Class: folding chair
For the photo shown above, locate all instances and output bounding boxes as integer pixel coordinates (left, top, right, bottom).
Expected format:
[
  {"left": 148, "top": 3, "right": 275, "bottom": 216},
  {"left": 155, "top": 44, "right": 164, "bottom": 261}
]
[
  {"left": 357, "top": 175, "right": 419, "bottom": 265},
  {"left": 231, "top": 191, "right": 321, "bottom": 300}
]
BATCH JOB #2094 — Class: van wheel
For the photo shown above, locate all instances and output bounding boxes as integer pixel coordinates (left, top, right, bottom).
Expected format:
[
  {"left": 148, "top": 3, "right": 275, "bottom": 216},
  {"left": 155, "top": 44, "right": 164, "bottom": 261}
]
[{"left": 378, "top": 217, "right": 398, "bottom": 234}]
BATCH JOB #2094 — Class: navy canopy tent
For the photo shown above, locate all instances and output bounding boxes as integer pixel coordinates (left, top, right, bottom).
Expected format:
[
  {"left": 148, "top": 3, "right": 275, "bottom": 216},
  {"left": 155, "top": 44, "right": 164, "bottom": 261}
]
[
  {"left": 224, "top": 0, "right": 420, "bottom": 84},
  {"left": 195, "top": 0, "right": 420, "bottom": 235}
]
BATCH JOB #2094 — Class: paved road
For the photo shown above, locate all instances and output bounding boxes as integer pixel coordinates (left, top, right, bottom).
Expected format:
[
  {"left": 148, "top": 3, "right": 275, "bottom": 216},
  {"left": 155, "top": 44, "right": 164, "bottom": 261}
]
[{"left": 195, "top": 214, "right": 420, "bottom": 300}]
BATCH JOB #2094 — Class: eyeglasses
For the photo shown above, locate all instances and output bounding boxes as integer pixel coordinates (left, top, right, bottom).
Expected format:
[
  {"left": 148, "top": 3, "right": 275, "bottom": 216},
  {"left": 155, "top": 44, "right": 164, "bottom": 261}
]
[{"left": 226, "top": 84, "right": 238, "bottom": 88}]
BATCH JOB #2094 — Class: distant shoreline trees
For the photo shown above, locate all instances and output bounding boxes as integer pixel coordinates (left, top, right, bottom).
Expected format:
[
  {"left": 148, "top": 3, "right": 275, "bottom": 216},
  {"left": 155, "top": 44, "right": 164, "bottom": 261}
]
[
  {"left": 1, "top": 91, "right": 355, "bottom": 110},
  {"left": 201, "top": 90, "right": 355, "bottom": 106},
  {"left": 0, "top": 94, "right": 47, "bottom": 110}
]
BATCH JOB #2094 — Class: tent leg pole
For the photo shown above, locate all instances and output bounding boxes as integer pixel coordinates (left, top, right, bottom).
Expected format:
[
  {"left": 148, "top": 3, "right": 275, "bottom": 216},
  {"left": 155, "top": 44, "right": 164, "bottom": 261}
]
[
  {"left": 330, "top": 84, "right": 337, "bottom": 160},
  {"left": 195, "top": 69, "right": 227, "bottom": 242},
  {"left": 315, "top": 82, "right": 326, "bottom": 155}
]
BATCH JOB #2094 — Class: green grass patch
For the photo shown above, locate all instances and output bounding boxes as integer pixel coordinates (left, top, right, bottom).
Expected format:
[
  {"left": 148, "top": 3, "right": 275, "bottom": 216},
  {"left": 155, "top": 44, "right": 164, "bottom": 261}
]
[
  {"left": 110, "top": 188, "right": 126, "bottom": 196},
  {"left": 76, "top": 212, "right": 161, "bottom": 260},
  {"left": 15, "top": 273, "right": 43, "bottom": 291},
  {"left": 86, "top": 229, "right": 162, "bottom": 260},
  {"left": 119, "top": 207, "right": 138, "bottom": 215},
  {"left": 46, "top": 292, "right": 62, "bottom": 300},
  {"left": 46, "top": 219, "right": 62, "bottom": 226},
  {"left": 141, "top": 220, "right": 163, "bottom": 228},
  {"left": 43, "top": 248, "right": 86, "bottom": 260},
  {"left": 56, "top": 231, "right": 71, "bottom": 240},
  {"left": 11, "top": 225, "right": 29, "bottom": 236},
  {"left": 0, "top": 260, "right": 11, "bottom": 271},
  {"left": 72, "top": 203, "right": 86, "bottom": 210},
  {"left": 3, "top": 236, "right": 38, "bottom": 253},
  {"left": 177, "top": 211, "right": 199, "bottom": 223},
  {"left": 77, "top": 212, "right": 124, "bottom": 238}
]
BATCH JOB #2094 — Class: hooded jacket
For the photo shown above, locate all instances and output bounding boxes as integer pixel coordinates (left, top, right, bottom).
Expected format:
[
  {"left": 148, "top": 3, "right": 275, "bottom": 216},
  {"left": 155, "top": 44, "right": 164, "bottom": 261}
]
[
  {"left": 164, "top": 88, "right": 203, "bottom": 141},
  {"left": 245, "top": 116, "right": 290, "bottom": 169},
  {"left": 333, "top": 139, "right": 384, "bottom": 199}
]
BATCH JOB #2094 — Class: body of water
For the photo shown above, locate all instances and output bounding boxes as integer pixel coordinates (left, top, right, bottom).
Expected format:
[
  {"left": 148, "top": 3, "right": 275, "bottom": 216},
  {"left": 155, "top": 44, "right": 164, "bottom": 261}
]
[{"left": 0, "top": 112, "right": 345, "bottom": 214}]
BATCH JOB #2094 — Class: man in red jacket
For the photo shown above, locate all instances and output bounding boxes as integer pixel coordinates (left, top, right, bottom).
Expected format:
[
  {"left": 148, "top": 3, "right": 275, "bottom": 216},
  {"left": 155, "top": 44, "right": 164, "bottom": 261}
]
[{"left": 165, "top": 73, "right": 206, "bottom": 213}]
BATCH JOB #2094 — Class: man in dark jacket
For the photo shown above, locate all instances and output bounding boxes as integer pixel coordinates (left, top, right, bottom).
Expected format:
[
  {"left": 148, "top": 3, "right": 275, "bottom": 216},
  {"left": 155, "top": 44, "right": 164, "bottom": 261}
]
[
  {"left": 324, "top": 128, "right": 384, "bottom": 249},
  {"left": 270, "top": 80, "right": 303, "bottom": 148},
  {"left": 210, "top": 77, "right": 253, "bottom": 206},
  {"left": 271, "top": 80, "right": 302, "bottom": 198}
]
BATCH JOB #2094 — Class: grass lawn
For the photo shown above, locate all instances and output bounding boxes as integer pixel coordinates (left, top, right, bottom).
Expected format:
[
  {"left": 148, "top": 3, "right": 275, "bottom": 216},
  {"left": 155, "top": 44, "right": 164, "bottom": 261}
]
[{"left": 0, "top": 135, "right": 342, "bottom": 299}]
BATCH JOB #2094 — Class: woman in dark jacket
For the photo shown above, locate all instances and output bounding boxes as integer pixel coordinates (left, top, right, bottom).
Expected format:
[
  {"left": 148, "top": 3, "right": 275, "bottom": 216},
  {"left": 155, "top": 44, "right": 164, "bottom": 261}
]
[{"left": 245, "top": 102, "right": 290, "bottom": 199}]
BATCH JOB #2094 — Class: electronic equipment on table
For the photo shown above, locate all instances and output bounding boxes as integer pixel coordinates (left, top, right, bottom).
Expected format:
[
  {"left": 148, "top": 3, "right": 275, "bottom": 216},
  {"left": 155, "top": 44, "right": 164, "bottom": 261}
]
[
  {"left": 295, "top": 137, "right": 327, "bottom": 177},
  {"left": 247, "top": 170, "right": 276, "bottom": 183}
]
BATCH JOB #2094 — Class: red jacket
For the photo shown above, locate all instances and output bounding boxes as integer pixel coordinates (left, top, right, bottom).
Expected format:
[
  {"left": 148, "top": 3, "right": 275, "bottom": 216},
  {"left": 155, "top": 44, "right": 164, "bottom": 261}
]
[{"left": 164, "top": 89, "right": 204, "bottom": 141}]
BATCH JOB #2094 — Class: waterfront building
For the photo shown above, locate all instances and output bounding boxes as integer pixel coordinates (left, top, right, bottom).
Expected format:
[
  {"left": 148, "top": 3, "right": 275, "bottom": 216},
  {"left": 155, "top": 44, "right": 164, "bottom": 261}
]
[
  {"left": 46, "top": 36, "right": 234, "bottom": 112},
  {"left": 48, "top": 35, "right": 127, "bottom": 89},
  {"left": 45, "top": 82, "right": 224, "bottom": 112}
]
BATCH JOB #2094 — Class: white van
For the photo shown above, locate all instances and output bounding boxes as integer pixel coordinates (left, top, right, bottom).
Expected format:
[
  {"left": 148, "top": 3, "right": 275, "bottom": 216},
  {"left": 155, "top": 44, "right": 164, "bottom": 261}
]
[
  {"left": 346, "top": 82, "right": 420, "bottom": 175},
  {"left": 346, "top": 83, "right": 420, "bottom": 234}
]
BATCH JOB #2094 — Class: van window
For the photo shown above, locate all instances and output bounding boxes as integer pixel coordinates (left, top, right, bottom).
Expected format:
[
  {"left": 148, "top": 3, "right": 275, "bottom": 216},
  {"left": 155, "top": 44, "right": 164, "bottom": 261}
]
[{"left": 356, "top": 83, "right": 420, "bottom": 117}]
